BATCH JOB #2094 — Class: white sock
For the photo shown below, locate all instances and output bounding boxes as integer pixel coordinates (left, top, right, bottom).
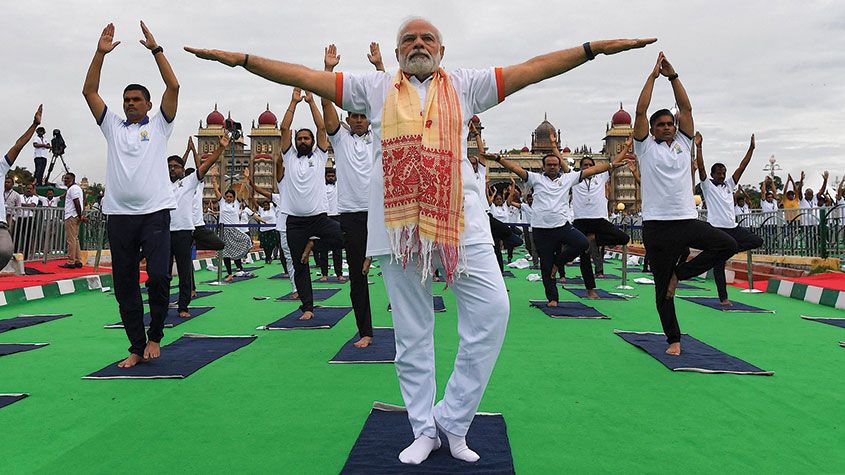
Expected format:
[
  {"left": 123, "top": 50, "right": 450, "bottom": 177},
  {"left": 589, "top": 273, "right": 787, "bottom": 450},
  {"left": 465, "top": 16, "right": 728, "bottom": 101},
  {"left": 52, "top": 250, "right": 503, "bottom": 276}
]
[
  {"left": 436, "top": 420, "right": 480, "bottom": 462},
  {"left": 398, "top": 435, "right": 441, "bottom": 465}
]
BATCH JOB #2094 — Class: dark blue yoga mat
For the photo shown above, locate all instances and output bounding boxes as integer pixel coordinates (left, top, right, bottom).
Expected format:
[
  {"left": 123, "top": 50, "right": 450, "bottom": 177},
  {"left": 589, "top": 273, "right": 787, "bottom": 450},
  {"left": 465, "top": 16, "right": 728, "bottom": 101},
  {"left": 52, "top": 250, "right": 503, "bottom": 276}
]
[
  {"left": 83, "top": 333, "right": 256, "bottom": 379},
  {"left": 146, "top": 291, "right": 220, "bottom": 305},
  {"left": 0, "top": 343, "right": 48, "bottom": 357},
  {"left": 276, "top": 288, "right": 340, "bottom": 302},
  {"left": 141, "top": 285, "right": 178, "bottom": 294},
  {"left": 341, "top": 403, "right": 514, "bottom": 474},
  {"left": 560, "top": 277, "right": 585, "bottom": 286},
  {"left": 203, "top": 274, "right": 257, "bottom": 285},
  {"left": 801, "top": 316, "right": 845, "bottom": 329},
  {"left": 565, "top": 288, "right": 628, "bottom": 300},
  {"left": 0, "top": 394, "right": 28, "bottom": 409},
  {"left": 388, "top": 296, "right": 445, "bottom": 313},
  {"left": 679, "top": 296, "right": 773, "bottom": 313},
  {"left": 269, "top": 272, "right": 290, "bottom": 280},
  {"left": 614, "top": 330, "right": 773, "bottom": 375},
  {"left": 259, "top": 306, "right": 352, "bottom": 330},
  {"left": 330, "top": 328, "right": 396, "bottom": 363},
  {"left": 313, "top": 275, "right": 349, "bottom": 284},
  {"left": 596, "top": 274, "right": 621, "bottom": 280},
  {"left": 0, "top": 314, "right": 71, "bottom": 334},
  {"left": 528, "top": 301, "right": 608, "bottom": 319},
  {"left": 104, "top": 307, "right": 214, "bottom": 329}
]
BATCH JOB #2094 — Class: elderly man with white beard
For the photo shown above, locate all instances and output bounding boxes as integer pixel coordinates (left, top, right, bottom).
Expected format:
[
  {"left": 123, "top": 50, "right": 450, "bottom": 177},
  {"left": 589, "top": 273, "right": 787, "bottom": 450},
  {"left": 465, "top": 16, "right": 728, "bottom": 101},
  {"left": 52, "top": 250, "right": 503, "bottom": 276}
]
[{"left": 187, "top": 18, "right": 654, "bottom": 465}]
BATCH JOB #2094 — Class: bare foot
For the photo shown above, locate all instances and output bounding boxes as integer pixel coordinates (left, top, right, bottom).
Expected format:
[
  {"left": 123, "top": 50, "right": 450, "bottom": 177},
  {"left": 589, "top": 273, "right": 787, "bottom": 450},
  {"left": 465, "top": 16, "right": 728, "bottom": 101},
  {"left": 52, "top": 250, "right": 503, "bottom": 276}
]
[
  {"left": 224, "top": 274, "right": 234, "bottom": 283},
  {"left": 665, "top": 273, "right": 679, "bottom": 300},
  {"left": 117, "top": 353, "right": 144, "bottom": 368},
  {"left": 353, "top": 336, "right": 372, "bottom": 348},
  {"left": 720, "top": 299, "right": 733, "bottom": 307},
  {"left": 559, "top": 277, "right": 566, "bottom": 284},
  {"left": 301, "top": 240, "right": 315, "bottom": 264},
  {"left": 191, "top": 290, "right": 197, "bottom": 298},
  {"left": 548, "top": 300, "right": 558, "bottom": 307},
  {"left": 586, "top": 289, "right": 600, "bottom": 300},
  {"left": 666, "top": 342, "right": 681, "bottom": 355},
  {"left": 178, "top": 310, "right": 191, "bottom": 318},
  {"left": 319, "top": 276, "right": 328, "bottom": 282},
  {"left": 338, "top": 275, "right": 347, "bottom": 282},
  {"left": 299, "top": 310, "right": 314, "bottom": 320},
  {"left": 143, "top": 341, "right": 161, "bottom": 360},
  {"left": 595, "top": 273, "right": 605, "bottom": 278},
  {"left": 292, "top": 292, "right": 299, "bottom": 299}
]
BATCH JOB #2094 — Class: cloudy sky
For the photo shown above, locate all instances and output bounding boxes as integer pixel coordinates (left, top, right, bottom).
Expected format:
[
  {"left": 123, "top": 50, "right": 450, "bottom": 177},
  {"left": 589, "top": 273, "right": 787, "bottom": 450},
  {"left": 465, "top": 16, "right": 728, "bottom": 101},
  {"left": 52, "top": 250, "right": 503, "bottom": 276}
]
[{"left": 3, "top": 1, "right": 843, "bottom": 193}]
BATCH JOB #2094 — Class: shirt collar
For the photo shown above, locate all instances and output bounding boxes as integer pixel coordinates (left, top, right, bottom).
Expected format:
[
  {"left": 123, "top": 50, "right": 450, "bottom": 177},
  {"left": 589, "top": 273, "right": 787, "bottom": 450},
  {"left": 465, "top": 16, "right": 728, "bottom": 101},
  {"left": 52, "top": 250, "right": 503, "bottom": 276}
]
[
  {"left": 296, "top": 150, "right": 314, "bottom": 158},
  {"left": 711, "top": 179, "right": 726, "bottom": 187},
  {"left": 123, "top": 116, "right": 150, "bottom": 127}
]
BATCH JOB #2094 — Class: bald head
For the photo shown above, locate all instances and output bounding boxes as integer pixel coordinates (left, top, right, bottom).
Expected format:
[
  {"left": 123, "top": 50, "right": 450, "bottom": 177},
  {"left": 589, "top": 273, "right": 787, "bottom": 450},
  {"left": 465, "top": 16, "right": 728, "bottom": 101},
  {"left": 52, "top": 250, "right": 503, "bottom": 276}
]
[{"left": 395, "top": 17, "right": 444, "bottom": 78}]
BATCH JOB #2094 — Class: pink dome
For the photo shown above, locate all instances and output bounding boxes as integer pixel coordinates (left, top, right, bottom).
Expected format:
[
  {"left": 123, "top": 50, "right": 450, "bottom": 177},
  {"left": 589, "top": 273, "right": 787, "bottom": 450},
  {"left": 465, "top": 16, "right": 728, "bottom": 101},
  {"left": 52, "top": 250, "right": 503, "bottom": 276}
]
[
  {"left": 207, "top": 105, "right": 225, "bottom": 126},
  {"left": 258, "top": 105, "right": 277, "bottom": 126},
  {"left": 611, "top": 103, "right": 631, "bottom": 126}
]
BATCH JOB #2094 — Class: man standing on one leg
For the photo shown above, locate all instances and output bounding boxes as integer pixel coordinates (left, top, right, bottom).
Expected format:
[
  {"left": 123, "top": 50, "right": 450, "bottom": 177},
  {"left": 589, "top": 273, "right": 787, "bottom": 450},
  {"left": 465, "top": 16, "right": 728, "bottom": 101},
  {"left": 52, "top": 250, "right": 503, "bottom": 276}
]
[
  {"left": 634, "top": 52, "right": 737, "bottom": 356},
  {"left": 168, "top": 134, "right": 227, "bottom": 317},
  {"left": 0, "top": 105, "right": 43, "bottom": 269},
  {"left": 187, "top": 19, "right": 653, "bottom": 464},
  {"left": 278, "top": 88, "right": 343, "bottom": 320},
  {"left": 322, "top": 43, "right": 376, "bottom": 347},
  {"left": 695, "top": 132, "right": 763, "bottom": 306},
  {"left": 83, "top": 22, "right": 180, "bottom": 368}
]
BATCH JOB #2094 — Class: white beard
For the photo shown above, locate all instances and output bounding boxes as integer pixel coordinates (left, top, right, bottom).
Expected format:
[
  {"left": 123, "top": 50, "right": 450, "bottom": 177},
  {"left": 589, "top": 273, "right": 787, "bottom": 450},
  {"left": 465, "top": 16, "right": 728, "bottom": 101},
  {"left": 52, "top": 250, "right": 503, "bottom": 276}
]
[{"left": 400, "top": 50, "right": 441, "bottom": 77}]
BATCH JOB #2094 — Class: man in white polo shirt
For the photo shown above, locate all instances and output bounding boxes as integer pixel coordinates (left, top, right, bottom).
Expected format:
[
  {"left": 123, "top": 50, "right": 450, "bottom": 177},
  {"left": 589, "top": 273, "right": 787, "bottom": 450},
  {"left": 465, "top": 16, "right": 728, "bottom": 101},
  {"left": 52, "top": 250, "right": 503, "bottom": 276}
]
[
  {"left": 187, "top": 18, "right": 653, "bottom": 465},
  {"left": 315, "top": 167, "right": 344, "bottom": 281},
  {"left": 83, "top": 22, "right": 180, "bottom": 368},
  {"left": 634, "top": 52, "right": 737, "bottom": 356},
  {"left": 696, "top": 132, "right": 762, "bottom": 306},
  {"left": 0, "top": 105, "right": 43, "bottom": 269},
  {"left": 321, "top": 43, "right": 379, "bottom": 347},
  {"left": 32, "top": 127, "right": 50, "bottom": 186},
  {"left": 279, "top": 88, "right": 343, "bottom": 320},
  {"left": 168, "top": 134, "right": 227, "bottom": 318},
  {"left": 60, "top": 173, "right": 85, "bottom": 269}
]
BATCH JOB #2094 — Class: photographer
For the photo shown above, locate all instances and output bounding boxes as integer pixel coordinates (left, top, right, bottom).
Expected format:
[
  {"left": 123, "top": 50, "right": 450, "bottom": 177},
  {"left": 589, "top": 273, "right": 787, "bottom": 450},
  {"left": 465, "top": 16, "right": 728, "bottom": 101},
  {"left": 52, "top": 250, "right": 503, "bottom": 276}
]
[{"left": 33, "top": 127, "right": 50, "bottom": 185}]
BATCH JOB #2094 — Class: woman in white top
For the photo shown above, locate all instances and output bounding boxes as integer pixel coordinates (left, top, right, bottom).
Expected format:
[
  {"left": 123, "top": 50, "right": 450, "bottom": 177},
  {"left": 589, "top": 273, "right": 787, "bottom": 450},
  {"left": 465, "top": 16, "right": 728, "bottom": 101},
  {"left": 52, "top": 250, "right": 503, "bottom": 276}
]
[
  {"left": 255, "top": 200, "right": 279, "bottom": 264},
  {"left": 213, "top": 183, "right": 252, "bottom": 282}
]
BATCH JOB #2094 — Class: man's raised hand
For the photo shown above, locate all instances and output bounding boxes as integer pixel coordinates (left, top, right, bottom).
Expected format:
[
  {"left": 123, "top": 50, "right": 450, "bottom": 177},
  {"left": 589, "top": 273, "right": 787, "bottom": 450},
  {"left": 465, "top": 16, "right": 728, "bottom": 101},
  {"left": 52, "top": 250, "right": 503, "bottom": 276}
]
[
  {"left": 292, "top": 87, "right": 303, "bottom": 103},
  {"left": 139, "top": 21, "right": 158, "bottom": 50},
  {"left": 593, "top": 38, "right": 657, "bottom": 56},
  {"left": 304, "top": 91, "right": 315, "bottom": 104},
  {"left": 324, "top": 44, "right": 340, "bottom": 71},
  {"left": 750, "top": 134, "right": 755, "bottom": 149},
  {"left": 183, "top": 47, "right": 243, "bottom": 67},
  {"left": 368, "top": 42, "right": 383, "bottom": 68},
  {"left": 658, "top": 54, "right": 677, "bottom": 78},
  {"left": 694, "top": 131, "right": 702, "bottom": 147},
  {"left": 33, "top": 105, "right": 43, "bottom": 126},
  {"left": 97, "top": 23, "right": 121, "bottom": 54},
  {"left": 218, "top": 132, "right": 230, "bottom": 148}
]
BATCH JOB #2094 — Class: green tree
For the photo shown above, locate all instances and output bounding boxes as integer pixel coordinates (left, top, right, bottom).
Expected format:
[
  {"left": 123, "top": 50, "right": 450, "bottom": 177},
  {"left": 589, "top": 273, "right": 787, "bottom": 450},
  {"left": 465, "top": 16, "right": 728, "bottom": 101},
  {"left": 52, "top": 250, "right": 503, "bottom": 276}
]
[{"left": 7, "top": 166, "right": 33, "bottom": 188}]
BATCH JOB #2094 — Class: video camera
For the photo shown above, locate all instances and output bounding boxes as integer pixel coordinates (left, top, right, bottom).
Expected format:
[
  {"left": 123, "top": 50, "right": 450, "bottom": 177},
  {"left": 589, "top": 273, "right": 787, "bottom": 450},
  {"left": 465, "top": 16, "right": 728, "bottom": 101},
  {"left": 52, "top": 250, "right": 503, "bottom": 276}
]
[
  {"left": 50, "top": 129, "right": 66, "bottom": 156},
  {"left": 224, "top": 119, "right": 242, "bottom": 141}
]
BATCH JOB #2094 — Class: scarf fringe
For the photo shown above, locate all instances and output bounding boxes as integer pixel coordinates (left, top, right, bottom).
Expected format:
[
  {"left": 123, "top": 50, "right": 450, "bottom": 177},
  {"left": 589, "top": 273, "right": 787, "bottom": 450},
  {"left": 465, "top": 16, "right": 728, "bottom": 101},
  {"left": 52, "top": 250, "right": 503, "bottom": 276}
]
[{"left": 387, "top": 225, "right": 467, "bottom": 286}]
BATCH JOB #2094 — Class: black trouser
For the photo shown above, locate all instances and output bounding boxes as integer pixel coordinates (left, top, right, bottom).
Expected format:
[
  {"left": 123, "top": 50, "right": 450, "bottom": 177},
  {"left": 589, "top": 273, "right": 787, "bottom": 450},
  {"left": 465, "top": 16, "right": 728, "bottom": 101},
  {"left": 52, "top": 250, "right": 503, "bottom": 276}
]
[
  {"left": 34, "top": 157, "right": 46, "bottom": 185},
  {"left": 316, "top": 216, "right": 344, "bottom": 277},
  {"left": 489, "top": 215, "right": 519, "bottom": 272},
  {"left": 338, "top": 211, "right": 373, "bottom": 338},
  {"left": 192, "top": 226, "right": 225, "bottom": 251},
  {"left": 286, "top": 214, "right": 343, "bottom": 312},
  {"left": 642, "top": 219, "right": 737, "bottom": 344},
  {"left": 224, "top": 258, "right": 243, "bottom": 275},
  {"left": 534, "top": 224, "right": 589, "bottom": 303},
  {"left": 107, "top": 210, "right": 171, "bottom": 356},
  {"left": 170, "top": 230, "right": 194, "bottom": 313},
  {"left": 573, "top": 218, "right": 630, "bottom": 290},
  {"left": 713, "top": 226, "right": 763, "bottom": 302}
]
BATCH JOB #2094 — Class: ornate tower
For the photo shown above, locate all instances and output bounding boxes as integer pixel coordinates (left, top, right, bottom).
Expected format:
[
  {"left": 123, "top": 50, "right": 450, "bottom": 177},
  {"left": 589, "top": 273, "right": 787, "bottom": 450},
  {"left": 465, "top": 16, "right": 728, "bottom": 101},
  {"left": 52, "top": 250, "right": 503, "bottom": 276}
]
[
  {"left": 604, "top": 103, "right": 640, "bottom": 213},
  {"left": 248, "top": 104, "right": 282, "bottom": 199}
]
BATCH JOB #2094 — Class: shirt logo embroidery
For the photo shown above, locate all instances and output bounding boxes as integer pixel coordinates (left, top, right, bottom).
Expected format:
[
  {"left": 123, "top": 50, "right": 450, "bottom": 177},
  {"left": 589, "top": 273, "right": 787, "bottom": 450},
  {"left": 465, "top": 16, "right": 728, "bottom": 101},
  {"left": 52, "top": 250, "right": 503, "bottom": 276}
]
[
  {"left": 672, "top": 143, "right": 682, "bottom": 155},
  {"left": 140, "top": 130, "right": 150, "bottom": 142}
]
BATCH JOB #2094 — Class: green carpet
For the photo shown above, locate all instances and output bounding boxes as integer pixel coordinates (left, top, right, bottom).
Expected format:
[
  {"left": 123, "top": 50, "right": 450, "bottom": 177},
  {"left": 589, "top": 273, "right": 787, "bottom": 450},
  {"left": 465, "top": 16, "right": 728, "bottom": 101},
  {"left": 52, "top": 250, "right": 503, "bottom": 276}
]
[{"left": 1, "top": 254, "right": 844, "bottom": 473}]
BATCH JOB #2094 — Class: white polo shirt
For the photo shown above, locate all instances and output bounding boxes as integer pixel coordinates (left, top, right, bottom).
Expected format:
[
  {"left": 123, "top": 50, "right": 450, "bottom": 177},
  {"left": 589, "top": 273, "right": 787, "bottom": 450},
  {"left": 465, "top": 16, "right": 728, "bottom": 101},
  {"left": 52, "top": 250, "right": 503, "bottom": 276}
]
[
  {"left": 521, "top": 203, "right": 533, "bottom": 229},
  {"left": 507, "top": 204, "right": 522, "bottom": 224},
  {"left": 99, "top": 108, "right": 176, "bottom": 215},
  {"left": 734, "top": 204, "right": 750, "bottom": 216},
  {"left": 63, "top": 184, "right": 83, "bottom": 219},
  {"left": 572, "top": 170, "right": 610, "bottom": 220},
  {"left": 634, "top": 132, "right": 697, "bottom": 221},
  {"left": 488, "top": 203, "right": 509, "bottom": 222},
  {"left": 33, "top": 136, "right": 49, "bottom": 159},
  {"left": 326, "top": 182, "right": 339, "bottom": 216},
  {"left": 700, "top": 176, "right": 737, "bottom": 229},
  {"left": 192, "top": 180, "right": 206, "bottom": 228},
  {"left": 329, "top": 125, "right": 373, "bottom": 213},
  {"left": 340, "top": 67, "right": 505, "bottom": 255},
  {"left": 525, "top": 170, "right": 581, "bottom": 229},
  {"left": 219, "top": 198, "right": 239, "bottom": 225},
  {"left": 760, "top": 199, "right": 777, "bottom": 212},
  {"left": 271, "top": 191, "right": 287, "bottom": 232},
  {"left": 44, "top": 196, "right": 60, "bottom": 207},
  {"left": 20, "top": 195, "right": 39, "bottom": 218},
  {"left": 169, "top": 171, "right": 200, "bottom": 231},
  {"left": 258, "top": 206, "right": 276, "bottom": 231},
  {"left": 238, "top": 207, "right": 254, "bottom": 235},
  {"left": 279, "top": 147, "right": 328, "bottom": 217},
  {"left": 799, "top": 198, "right": 819, "bottom": 225}
]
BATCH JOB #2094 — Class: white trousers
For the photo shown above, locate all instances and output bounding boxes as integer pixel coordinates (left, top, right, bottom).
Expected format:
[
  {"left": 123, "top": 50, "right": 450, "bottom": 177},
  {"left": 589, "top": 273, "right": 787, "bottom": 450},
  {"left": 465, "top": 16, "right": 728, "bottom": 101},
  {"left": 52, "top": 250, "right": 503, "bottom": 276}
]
[
  {"left": 278, "top": 230, "right": 296, "bottom": 292},
  {"left": 380, "top": 243, "right": 509, "bottom": 438}
]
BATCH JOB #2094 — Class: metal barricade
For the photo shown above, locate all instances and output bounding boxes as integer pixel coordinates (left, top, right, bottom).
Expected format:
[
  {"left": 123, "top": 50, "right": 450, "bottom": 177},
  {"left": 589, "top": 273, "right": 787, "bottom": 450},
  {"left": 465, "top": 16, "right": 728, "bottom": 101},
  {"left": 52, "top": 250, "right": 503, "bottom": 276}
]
[{"left": 6, "top": 205, "right": 67, "bottom": 263}]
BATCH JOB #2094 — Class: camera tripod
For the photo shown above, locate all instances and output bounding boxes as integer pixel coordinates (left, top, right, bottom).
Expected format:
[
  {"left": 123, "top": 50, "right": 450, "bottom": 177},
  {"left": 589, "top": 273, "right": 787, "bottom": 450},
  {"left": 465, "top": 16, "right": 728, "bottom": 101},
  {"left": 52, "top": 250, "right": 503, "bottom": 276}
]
[{"left": 46, "top": 152, "right": 70, "bottom": 185}]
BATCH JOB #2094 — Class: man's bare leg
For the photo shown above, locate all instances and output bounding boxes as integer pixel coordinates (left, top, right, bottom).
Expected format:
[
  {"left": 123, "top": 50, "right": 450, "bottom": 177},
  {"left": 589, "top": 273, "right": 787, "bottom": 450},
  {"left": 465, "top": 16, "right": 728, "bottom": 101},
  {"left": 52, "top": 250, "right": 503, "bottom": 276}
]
[
  {"left": 666, "top": 342, "right": 681, "bottom": 355},
  {"left": 353, "top": 336, "right": 372, "bottom": 348},
  {"left": 665, "top": 272, "right": 679, "bottom": 300},
  {"left": 117, "top": 353, "right": 144, "bottom": 368},
  {"left": 298, "top": 310, "right": 314, "bottom": 320},
  {"left": 143, "top": 341, "right": 161, "bottom": 360}
]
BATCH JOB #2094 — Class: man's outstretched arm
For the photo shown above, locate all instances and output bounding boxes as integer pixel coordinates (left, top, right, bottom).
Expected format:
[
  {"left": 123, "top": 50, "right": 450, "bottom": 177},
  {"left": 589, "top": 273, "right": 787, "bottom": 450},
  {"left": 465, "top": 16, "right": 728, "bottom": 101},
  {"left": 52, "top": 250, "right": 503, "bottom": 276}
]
[
  {"left": 140, "top": 21, "right": 179, "bottom": 121},
  {"left": 184, "top": 47, "right": 336, "bottom": 102},
  {"left": 660, "top": 55, "right": 693, "bottom": 137},
  {"left": 732, "top": 134, "right": 755, "bottom": 184},
  {"left": 83, "top": 23, "right": 121, "bottom": 121},
  {"left": 486, "top": 154, "right": 528, "bottom": 181},
  {"left": 634, "top": 53, "right": 663, "bottom": 141},
  {"left": 6, "top": 105, "right": 42, "bottom": 163},
  {"left": 322, "top": 44, "right": 342, "bottom": 135},
  {"left": 197, "top": 134, "right": 229, "bottom": 180},
  {"left": 501, "top": 38, "right": 656, "bottom": 98}
]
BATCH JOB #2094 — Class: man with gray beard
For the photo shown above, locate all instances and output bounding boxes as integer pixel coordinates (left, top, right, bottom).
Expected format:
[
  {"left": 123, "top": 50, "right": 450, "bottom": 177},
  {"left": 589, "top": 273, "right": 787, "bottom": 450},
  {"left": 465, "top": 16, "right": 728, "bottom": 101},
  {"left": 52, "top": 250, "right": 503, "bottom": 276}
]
[{"left": 187, "top": 18, "right": 654, "bottom": 465}]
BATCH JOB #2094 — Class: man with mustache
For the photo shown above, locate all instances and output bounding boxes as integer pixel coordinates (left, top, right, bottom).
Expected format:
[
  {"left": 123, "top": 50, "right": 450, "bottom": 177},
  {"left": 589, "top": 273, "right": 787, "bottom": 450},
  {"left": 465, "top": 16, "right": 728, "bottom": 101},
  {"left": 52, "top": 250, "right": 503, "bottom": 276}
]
[{"left": 187, "top": 17, "right": 654, "bottom": 465}]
